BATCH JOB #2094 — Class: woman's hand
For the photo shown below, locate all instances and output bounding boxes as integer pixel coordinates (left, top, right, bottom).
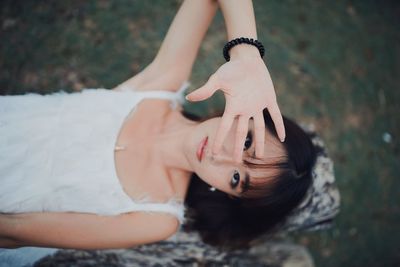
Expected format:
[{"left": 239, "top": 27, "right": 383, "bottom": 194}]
[{"left": 185, "top": 55, "right": 285, "bottom": 163}]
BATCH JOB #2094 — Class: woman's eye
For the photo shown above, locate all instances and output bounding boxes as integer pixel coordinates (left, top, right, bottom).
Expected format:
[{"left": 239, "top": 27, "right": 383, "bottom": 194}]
[
  {"left": 230, "top": 170, "right": 240, "bottom": 189},
  {"left": 243, "top": 131, "right": 252, "bottom": 151}
]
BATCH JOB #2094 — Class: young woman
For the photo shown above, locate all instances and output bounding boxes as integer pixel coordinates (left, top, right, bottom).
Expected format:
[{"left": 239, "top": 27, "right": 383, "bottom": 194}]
[{"left": 0, "top": 0, "right": 316, "bottom": 254}]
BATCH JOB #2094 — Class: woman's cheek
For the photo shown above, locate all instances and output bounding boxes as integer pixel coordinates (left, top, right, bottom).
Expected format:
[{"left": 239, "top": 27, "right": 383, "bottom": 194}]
[
  {"left": 199, "top": 167, "right": 218, "bottom": 188},
  {"left": 210, "top": 168, "right": 228, "bottom": 190}
]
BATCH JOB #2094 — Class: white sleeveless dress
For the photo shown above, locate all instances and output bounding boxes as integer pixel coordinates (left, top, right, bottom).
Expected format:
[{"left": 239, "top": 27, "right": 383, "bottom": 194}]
[{"left": 0, "top": 81, "right": 190, "bottom": 267}]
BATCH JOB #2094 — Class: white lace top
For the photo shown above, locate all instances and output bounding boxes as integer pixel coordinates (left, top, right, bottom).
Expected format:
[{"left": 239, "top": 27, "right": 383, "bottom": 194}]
[{"left": 0, "top": 81, "right": 190, "bottom": 225}]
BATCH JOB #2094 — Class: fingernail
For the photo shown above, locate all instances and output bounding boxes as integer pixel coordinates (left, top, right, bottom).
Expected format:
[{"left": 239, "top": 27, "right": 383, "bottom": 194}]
[
  {"left": 280, "top": 137, "right": 285, "bottom": 142},
  {"left": 185, "top": 95, "right": 190, "bottom": 100}
]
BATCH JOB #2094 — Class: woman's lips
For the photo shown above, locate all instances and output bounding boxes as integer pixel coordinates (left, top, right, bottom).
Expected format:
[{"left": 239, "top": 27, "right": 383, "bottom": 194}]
[{"left": 197, "top": 136, "right": 208, "bottom": 162}]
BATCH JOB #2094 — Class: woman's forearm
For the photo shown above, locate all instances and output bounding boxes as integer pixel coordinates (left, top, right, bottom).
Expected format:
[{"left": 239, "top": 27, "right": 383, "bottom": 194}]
[
  {"left": 218, "top": 0, "right": 260, "bottom": 59},
  {"left": 153, "top": 0, "right": 218, "bottom": 79},
  {"left": 155, "top": 0, "right": 260, "bottom": 69},
  {"left": 114, "top": 0, "right": 217, "bottom": 91}
]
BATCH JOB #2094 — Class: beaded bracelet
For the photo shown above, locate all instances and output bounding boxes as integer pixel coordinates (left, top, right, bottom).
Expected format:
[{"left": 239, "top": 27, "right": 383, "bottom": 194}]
[{"left": 223, "top": 37, "right": 265, "bottom": 61}]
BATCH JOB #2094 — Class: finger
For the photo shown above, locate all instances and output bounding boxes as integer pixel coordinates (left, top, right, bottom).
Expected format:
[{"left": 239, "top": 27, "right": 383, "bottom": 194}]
[
  {"left": 268, "top": 103, "right": 285, "bottom": 142},
  {"left": 233, "top": 115, "right": 250, "bottom": 163},
  {"left": 185, "top": 75, "right": 219, "bottom": 102},
  {"left": 253, "top": 114, "right": 265, "bottom": 159},
  {"left": 212, "top": 113, "right": 235, "bottom": 155}
]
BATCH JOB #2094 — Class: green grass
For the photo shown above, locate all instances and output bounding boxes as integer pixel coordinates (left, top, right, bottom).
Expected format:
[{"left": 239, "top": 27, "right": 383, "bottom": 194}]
[{"left": 1, "top": 1, "right": 399, "bottom": 266}]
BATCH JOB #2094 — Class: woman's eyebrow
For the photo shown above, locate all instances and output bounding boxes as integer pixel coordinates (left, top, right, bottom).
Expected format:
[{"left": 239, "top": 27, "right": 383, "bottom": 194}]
[
  {"left": 240, "top": 172, "right": 250, "bottom": 194},
  {"left": 249, "top": 126, "right": 266, "bottom": 160},
  {"left": 250, "top": 129, "right": 257, "bottom": 159}
]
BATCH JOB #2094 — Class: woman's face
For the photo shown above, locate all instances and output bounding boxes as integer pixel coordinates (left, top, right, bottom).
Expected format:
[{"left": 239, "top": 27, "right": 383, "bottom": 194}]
[{"left": 184, "top": 116, "right": 285, "bottom": 197}]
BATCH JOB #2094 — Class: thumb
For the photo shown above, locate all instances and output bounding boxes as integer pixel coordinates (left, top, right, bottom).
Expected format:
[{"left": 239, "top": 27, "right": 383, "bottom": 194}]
[{"left": 186, "top": 75, "right": 219, "bottom": 102}]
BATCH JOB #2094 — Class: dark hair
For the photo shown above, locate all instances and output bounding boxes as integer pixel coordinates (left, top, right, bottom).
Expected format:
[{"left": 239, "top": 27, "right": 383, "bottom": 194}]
[{"left": 181, "top": 108, "right": 317, "bottom": 250}]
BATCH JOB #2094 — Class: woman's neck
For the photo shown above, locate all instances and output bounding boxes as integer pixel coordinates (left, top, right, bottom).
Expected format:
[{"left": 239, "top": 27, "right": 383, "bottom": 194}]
[{"left": 152, "top": 109, "right": 197, "bottom": 174}]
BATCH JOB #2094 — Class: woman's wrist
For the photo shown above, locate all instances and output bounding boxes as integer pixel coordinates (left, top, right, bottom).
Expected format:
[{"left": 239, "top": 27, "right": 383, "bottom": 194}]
[
  {"left": 218, "top": 0, "right": 261, "bottom": 60},
  {"left": 229, "top": 43, "right": 261, "bottom": 60}
]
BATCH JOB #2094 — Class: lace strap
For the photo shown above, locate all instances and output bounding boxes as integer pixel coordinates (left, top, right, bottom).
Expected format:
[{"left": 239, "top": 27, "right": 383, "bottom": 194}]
[
  {"left": 116, "top": 198, "right": 186, "bottom": 225},
  {"left": 174, "top": 80, "right": 190, "bottom": 106},
  {"left": 118, "top": 81, "right": 190, "bottom": 110}
]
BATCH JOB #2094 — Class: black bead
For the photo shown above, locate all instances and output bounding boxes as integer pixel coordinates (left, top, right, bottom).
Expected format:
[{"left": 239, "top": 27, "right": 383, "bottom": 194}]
[{"left": 223, "top": 37, "right": 266, "bottom": 61}]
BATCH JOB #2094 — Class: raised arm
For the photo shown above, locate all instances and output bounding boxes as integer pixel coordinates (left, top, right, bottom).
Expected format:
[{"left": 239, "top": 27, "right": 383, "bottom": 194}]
[
  {"left": 186, "top": 0, "right": 286, "bottom": 161},
  {"left": 0, "top": 212, "right": 178, "bottom": 249},
  {"left": 114, "top": 0, "right": 218, "bottom": 92}
]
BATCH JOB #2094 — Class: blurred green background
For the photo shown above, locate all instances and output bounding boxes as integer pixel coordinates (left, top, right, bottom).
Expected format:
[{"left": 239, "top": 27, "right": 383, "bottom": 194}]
[{"left": 1, "top": 0, "right": 399, "bottom": 266}]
